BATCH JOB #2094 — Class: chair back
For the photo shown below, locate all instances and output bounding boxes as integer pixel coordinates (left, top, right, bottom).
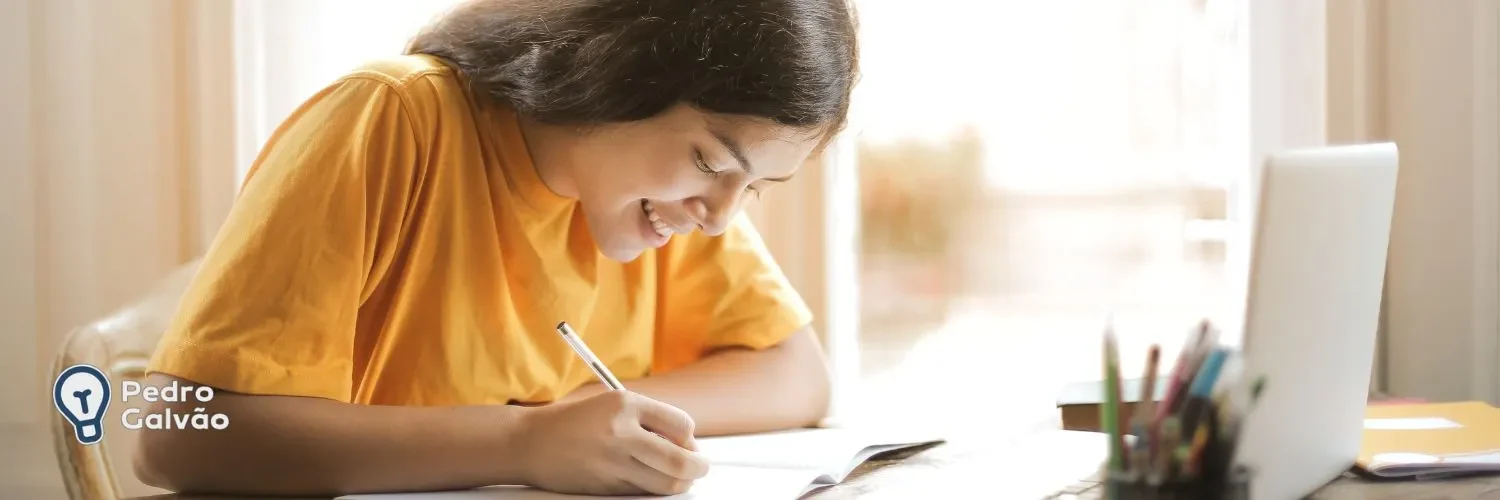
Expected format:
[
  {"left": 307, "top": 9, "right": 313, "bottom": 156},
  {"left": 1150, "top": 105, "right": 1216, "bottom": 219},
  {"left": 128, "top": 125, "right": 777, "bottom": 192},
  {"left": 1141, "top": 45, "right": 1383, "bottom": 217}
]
[{"left": 51, "top": 261, "right": 201, "bottom": 500}]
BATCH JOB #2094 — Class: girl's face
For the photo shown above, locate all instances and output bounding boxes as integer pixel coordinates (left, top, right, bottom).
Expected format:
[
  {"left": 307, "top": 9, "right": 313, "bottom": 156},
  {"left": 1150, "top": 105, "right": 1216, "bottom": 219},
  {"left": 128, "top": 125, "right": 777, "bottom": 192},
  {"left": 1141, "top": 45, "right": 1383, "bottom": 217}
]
[{"left": 541, "top": 104, "right": 819, "bottom": 262}]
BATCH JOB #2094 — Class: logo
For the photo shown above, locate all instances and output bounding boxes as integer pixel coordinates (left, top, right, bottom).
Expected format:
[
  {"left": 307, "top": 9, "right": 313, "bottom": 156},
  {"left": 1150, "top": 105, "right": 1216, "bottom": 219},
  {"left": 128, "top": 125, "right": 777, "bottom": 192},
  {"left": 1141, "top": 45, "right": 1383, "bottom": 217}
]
[{"left": 54, "top": 364, "right": 112, "bottom": 445}]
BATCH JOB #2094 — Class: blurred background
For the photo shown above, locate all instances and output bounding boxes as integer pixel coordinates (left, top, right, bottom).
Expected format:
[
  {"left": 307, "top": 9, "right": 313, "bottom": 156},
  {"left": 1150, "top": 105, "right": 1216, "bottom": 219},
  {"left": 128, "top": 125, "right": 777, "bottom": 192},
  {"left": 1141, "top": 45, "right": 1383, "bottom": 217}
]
[
  {"left": 847, "top": 0, "right": 1238, "bottom": 431},
  {"left": 3, "top": 0, "right": 1497, "bottom": 498}
]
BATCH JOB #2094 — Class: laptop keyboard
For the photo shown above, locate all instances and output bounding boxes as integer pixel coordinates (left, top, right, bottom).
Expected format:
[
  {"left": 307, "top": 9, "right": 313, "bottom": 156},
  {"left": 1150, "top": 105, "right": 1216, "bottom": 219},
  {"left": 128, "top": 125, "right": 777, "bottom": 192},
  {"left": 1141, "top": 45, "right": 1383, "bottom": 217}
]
[{"left": 1042, "top": 470, "right": 1104, "bottom": 499}]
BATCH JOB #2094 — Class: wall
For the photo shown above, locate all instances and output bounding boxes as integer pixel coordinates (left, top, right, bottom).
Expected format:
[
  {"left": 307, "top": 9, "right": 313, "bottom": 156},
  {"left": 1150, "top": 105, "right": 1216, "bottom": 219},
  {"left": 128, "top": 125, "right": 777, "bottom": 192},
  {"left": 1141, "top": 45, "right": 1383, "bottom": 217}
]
[
  {"left": 1381, "top": 0, "right": 1500, "bottom": 404},
  {"left": 0, "top": 0, "right": 39, "bottom": 425},
  {"left": 0, "top": 0, "right": 236, "bottom": 425},
  {"left": 1325, "top": 0, "right": 1500, "bottom": 404}
]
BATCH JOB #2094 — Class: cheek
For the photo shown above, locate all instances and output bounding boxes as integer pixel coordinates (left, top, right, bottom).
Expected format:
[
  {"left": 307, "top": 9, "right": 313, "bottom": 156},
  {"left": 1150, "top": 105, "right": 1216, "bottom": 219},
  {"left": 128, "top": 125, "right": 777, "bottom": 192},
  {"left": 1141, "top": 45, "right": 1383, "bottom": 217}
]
[
  {"left": 576, "top": 132, "right": 702, "bottom": 204},
  {"left": 611, "top": 161, "right": 702, "bottom": 203}
]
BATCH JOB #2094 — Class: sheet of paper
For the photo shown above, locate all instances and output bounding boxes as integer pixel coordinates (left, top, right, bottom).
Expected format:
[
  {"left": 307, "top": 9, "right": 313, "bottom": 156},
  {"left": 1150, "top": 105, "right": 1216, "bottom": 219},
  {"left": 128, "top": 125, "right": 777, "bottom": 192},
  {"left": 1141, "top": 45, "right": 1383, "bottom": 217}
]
[
  {"left": 1363, "top": 417, "right": 1463, "bottom": 430},
  {"left": 336, "top": 465, "right": 822, "bottom": 500},
  {"left": 693, "top": 427, "right": 940, "bottom": 482}
]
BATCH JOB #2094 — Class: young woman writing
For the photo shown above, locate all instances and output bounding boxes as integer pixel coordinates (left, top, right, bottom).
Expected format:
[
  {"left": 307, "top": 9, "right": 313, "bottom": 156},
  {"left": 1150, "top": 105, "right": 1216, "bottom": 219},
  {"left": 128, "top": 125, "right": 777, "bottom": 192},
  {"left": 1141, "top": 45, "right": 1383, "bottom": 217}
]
[{"left": 132, "top": 0, "right": 858, "bottom": 496}]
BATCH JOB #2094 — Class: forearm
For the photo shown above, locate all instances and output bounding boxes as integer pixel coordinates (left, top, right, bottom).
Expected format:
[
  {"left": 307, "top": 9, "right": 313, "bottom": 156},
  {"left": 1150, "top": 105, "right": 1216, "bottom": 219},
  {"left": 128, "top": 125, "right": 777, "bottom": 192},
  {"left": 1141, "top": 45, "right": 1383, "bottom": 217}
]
[
  {"left": 134, "top": 375, "right": 529, "bottom": 496},
  {"left": 573, "top": 328, "right": 832, "bottom": 436}
]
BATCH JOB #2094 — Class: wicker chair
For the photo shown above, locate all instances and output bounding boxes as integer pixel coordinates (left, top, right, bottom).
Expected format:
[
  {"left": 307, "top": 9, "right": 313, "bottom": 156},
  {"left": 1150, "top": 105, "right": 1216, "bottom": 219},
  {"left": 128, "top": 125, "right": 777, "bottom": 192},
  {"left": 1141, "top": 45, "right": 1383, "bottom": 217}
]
[{"left": 51, "top": 261, "right": 201, "bottom": 500}]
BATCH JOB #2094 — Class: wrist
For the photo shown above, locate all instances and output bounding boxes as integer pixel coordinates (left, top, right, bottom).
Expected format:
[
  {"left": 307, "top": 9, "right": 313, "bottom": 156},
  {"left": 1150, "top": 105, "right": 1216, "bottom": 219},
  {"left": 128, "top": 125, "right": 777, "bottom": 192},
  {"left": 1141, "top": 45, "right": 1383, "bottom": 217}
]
[{"left": 461, "top": 404, "right": 534, "bottom": 486}]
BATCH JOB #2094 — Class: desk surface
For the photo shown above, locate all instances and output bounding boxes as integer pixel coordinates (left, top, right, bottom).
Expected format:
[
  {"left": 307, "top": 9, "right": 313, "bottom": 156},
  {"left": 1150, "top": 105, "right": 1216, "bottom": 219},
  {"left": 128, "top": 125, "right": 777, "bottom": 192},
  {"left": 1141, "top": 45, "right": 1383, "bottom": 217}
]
[
  {"left": 9, "top": 426, "right": 1484, "bottom": 500},
  {"left": 813, "top": 430, "right": 1500, "bottom": 500}
]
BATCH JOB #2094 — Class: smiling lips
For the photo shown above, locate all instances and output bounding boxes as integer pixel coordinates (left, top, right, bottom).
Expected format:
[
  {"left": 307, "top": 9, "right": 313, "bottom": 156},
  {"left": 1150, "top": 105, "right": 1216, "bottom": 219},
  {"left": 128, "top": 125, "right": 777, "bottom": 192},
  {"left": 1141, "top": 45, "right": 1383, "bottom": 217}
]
[{"left": 641, "top": 200, "right": 689, "bottom": 238}]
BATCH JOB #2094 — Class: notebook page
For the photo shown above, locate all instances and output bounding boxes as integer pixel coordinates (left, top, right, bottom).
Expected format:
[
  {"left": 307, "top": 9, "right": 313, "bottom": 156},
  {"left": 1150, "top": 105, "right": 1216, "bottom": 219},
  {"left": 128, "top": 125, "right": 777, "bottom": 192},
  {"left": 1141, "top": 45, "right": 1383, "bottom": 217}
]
[
  {"left": 694, "top": 427, "right": 942, "bottom": 482},
  {"left": 336, "top": 464, "right": 822, "bottom": 500}
]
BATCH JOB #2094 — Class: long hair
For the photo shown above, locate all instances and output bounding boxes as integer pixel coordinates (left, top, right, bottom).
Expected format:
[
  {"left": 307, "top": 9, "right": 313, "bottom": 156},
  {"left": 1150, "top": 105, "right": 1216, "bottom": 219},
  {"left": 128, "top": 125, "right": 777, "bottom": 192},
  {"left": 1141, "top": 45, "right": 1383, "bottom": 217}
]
[{"left": 407, "top": 0, "right": 859, "bottom": 137}]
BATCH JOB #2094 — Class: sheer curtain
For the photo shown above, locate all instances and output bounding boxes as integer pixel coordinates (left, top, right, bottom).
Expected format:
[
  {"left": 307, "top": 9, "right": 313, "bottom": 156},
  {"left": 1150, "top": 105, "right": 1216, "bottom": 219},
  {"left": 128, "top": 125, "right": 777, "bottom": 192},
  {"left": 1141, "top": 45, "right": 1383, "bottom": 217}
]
[{"left": 1, "top": 0, "right": 236, "bottom": 425}]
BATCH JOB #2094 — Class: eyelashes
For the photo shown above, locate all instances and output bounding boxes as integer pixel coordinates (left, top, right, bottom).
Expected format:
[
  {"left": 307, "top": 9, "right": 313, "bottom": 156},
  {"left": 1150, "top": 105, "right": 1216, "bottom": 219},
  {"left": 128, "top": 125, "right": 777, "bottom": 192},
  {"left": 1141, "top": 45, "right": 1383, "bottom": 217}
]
[
  {"left": 695, "top": 149, "right": 761, "bottom": 198},
  {"left": 694, "top": 150, "right": 721, "bottom": 177}
]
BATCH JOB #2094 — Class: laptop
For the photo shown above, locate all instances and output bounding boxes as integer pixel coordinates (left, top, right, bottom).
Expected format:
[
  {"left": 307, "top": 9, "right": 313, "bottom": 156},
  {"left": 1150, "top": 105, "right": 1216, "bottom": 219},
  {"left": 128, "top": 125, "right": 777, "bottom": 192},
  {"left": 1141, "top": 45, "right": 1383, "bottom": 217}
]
[
  {"left": 1043, "top": 143, "right": 1400, "bottom": 500},
  {"left": 1232, "top": 142, "right": 1400, "bottom": 500}
]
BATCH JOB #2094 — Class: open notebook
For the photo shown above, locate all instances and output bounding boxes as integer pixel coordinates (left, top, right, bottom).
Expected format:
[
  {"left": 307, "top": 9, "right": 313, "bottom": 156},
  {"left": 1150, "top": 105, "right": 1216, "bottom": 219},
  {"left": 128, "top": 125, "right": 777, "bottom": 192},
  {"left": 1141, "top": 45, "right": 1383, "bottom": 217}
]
[
  {"left": 1355, "top": 401, "right": 1500, "bottom": 479},
  {"left": 338, "top": 427, "right": 944, "bottom": 500}
]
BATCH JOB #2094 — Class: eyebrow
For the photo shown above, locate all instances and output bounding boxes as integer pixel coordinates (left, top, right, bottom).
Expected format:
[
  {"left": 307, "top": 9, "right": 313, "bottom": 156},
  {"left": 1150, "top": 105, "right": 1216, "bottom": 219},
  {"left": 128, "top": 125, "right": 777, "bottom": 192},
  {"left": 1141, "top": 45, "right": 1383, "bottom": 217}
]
[{"left": 710, "top": 129, "right": 794, "bottom": 183}]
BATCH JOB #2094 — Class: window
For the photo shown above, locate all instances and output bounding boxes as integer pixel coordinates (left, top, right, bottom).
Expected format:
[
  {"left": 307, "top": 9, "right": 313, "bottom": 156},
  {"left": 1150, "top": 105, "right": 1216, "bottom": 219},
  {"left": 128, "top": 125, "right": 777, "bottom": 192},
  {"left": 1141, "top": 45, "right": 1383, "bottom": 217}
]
[
  {"left": 235, "top": 0, "right": 463, "bottom": 182},
  {"left": 846, "top": 0, "right": 1247, "bottom": 433}
]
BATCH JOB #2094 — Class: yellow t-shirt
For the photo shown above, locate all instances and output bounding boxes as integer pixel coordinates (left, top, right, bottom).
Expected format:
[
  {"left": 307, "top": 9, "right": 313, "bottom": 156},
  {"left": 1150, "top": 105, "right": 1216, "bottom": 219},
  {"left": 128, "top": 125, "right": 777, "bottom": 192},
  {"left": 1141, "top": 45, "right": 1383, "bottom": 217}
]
[{"left": 148, "top": 54, "right": 813, "bottom": 406}]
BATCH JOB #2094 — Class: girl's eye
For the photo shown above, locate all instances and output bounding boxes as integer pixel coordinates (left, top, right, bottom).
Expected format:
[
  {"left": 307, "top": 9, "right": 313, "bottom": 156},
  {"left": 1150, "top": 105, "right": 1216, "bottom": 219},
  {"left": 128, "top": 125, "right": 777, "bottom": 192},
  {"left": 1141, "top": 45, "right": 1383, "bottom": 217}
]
[
  {"left": 695, "top": 151, "right": 721, "bottom": 178},
  {"left": 695, "top": 148, "right": 760, "bottom": 198}
]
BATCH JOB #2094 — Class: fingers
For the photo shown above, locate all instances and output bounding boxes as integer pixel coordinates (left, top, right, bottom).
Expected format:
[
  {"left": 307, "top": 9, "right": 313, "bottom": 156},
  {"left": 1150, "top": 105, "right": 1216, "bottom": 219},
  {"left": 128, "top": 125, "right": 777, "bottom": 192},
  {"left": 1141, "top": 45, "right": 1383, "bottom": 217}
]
[
  {"left": 620, "top": 454, "right": 697, "bottom": 496},
  {"left": 628, "top": 427, "right": 711, "bottom": 481},
  {"left": 632, "top": 396, "right": 697, "bottom": 449}
]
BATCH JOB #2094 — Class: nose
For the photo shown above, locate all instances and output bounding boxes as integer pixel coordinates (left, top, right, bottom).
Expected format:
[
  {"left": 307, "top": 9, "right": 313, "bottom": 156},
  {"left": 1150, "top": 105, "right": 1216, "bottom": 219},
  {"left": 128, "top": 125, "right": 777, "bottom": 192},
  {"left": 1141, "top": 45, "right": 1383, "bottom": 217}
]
[{"left": 684, "top": 195, "right": 735, "bottom": 236}]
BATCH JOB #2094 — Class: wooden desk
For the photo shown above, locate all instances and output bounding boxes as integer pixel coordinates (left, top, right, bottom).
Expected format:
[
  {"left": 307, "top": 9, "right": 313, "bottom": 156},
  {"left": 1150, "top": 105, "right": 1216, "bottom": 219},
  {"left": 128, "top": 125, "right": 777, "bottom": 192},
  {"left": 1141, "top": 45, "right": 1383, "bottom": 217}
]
[
  {"left": 814, "top": 430, "right": 1500, "bottom": 500},
  {"left": 100, "top": 429, "right": 1500, "bottom": 500}
]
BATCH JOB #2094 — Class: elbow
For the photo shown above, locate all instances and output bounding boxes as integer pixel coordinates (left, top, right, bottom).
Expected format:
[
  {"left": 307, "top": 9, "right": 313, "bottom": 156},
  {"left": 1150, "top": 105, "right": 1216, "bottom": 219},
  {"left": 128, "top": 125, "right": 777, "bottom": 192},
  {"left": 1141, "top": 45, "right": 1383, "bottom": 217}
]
[
  {"left": 799, "top": 367, "right": 832, "bottom": 427},
  {"left": 807, "top": 356, "right": 833, "bottom": 424},
  {"left": 786, "top": 328, "right": 834, "bottom": 426},
  {"left": 131, "top": 401, "right": 220, "bottom": 493}
]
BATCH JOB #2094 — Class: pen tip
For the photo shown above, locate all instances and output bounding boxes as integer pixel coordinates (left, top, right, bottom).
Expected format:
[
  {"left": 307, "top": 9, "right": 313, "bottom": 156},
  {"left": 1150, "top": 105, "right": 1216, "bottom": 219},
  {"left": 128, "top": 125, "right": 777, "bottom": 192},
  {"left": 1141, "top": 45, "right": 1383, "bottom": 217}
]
[{"left": 556, "top": 321, "right": 568, "bottom": 330}]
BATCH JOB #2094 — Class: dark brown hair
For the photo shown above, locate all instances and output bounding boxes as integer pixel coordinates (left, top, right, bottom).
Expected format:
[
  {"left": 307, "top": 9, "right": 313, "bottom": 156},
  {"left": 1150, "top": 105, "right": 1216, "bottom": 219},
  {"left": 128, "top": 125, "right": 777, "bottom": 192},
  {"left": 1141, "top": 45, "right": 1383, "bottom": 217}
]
[{"left": 407, "top": 0, "right": 858, "bottom": 137}]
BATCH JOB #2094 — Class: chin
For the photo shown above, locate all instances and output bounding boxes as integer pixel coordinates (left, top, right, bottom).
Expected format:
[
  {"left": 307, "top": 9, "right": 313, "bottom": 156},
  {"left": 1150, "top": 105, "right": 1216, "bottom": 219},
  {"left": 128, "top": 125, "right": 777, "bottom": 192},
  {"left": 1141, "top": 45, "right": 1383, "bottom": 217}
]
[
  {"left": 598, "top": 244, "right": 646, "bottom": 263},
  {"left": 593, "top": 230, "right": 649, "bottom": 263},
  {"left": 584, "top": 199, "right": 666, "bottom": 262}
]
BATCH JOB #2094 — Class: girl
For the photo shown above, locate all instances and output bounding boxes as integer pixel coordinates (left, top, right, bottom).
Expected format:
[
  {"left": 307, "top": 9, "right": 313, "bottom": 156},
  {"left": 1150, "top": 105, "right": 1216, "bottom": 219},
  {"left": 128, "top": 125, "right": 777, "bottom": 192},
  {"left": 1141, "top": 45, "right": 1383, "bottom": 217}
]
[{"left": 133, "top": 0, "right": 858, "bottom": 497}]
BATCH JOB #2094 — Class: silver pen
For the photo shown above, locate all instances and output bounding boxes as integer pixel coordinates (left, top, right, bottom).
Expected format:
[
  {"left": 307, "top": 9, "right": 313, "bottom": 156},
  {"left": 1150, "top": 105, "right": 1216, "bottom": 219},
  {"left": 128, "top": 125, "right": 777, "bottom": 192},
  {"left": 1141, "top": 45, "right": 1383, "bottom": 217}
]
[{"left": 555, "top": 321, "right": 626, "bottom": 391}]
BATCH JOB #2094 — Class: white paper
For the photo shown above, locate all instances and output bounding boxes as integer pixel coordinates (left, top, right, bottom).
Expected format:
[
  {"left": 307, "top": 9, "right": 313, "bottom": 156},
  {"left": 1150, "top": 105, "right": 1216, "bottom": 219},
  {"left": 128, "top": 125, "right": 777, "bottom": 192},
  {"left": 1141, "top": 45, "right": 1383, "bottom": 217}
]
[
  {"left": 1363, "top": 417, "right": 1463, "bottom": 430},
  {"left": 693, "top": 427, "right": 941, "bottom": 484},
  {"left": 695, "top": 428, "right": 866, "bottom": 473},
  {"left": 337, "top": 465, "right": 822, "bottom": 500}
]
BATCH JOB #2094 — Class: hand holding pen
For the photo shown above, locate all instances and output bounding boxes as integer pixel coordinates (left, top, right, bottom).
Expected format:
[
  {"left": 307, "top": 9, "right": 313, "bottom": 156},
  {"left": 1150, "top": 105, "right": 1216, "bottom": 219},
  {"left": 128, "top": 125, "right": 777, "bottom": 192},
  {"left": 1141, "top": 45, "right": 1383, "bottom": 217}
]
[{"left": 510, "top": 321, "right": 708, "bottom": 496}]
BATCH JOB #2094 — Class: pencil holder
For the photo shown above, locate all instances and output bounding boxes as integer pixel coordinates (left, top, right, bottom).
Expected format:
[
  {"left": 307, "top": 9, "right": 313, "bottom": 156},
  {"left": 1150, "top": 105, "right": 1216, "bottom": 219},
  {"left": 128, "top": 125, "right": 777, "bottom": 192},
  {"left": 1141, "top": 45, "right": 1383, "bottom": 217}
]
[{"left": 1103, "top": 465, "right": 1252, "bottom": 500}]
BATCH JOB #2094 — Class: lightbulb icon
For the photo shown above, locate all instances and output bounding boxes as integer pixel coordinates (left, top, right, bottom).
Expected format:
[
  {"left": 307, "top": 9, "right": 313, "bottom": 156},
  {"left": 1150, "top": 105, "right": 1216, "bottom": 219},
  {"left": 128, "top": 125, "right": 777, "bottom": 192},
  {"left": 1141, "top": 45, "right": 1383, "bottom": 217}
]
[{"left": 54, "top": 364, "right": 111, "bottom": 445}]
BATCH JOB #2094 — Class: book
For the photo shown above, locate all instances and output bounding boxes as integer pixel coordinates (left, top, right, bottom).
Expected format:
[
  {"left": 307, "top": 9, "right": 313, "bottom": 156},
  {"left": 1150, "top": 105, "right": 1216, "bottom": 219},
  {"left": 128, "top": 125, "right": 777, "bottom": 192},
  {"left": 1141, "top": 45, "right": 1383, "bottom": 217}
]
[
  {"left": 337, "top": 427, "right": 944, "bottom": 499},
  {"left": 1055, "top": 377, "right": 1170, "bottom": 432},
  {"left": 1354, "top": 401, "right": 1500, "bottom": 479}
]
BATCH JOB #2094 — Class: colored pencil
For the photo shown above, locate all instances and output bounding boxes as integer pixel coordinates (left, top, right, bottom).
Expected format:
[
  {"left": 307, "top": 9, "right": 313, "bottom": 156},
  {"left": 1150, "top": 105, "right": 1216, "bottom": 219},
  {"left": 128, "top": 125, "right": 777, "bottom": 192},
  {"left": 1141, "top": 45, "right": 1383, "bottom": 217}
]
[
  {"left": 1158, "top": 417, "right": 1181, "bottom": 480},
  {"left": 1135, "top": 344, "right": 1162, "bottom": 458},
  {"left": 1179, "top": 348, "right": 1230, "bottom": 437},
  {"left": 1110, "top": 319, "right": 1268, "bottom": 494},
  {"left": 1156, "top": 321, "right": 1211, "bottom": 420},
  {"left": 1103, "top": 325, "right": 1128, "bottom": 471}
]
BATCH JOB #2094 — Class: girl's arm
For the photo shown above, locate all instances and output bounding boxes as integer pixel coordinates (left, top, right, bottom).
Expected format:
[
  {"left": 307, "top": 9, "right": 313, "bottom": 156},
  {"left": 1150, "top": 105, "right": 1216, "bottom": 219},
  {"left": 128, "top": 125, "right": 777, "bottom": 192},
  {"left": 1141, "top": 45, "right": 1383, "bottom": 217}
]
[
  {"left": 563, "top": 327, "right": 831, "bottom": 436},
  {"left": 133, "top": 374, "right": 707, "bottom": 496},
  {"left": 133, "top": 373, "right": 528, "bottom": 495}
]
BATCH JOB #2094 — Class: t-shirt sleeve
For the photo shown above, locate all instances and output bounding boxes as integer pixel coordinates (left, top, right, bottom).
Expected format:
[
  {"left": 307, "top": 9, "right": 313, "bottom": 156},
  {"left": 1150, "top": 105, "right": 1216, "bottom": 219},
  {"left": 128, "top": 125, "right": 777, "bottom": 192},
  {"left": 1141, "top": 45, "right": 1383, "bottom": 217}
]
[
  {"left": 148, "top": 75, "right": 423, "bottom": 402},
  {"left": 652, "top": 214, "right": 815, "bottom": 374}
]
